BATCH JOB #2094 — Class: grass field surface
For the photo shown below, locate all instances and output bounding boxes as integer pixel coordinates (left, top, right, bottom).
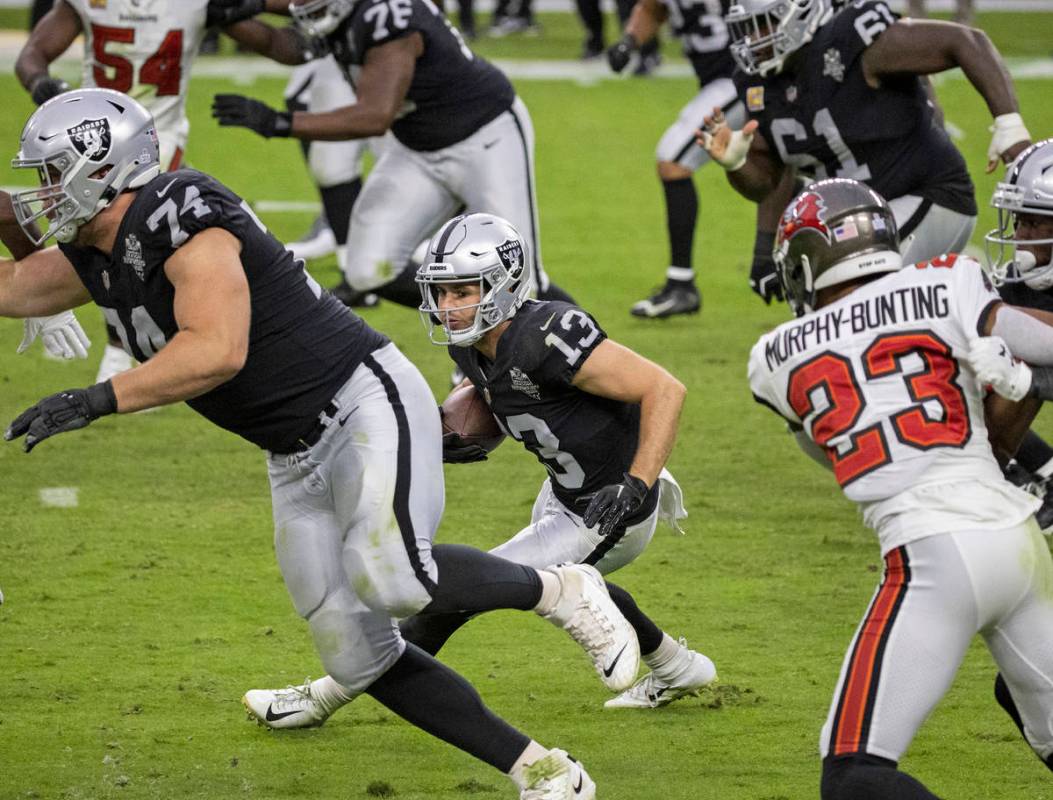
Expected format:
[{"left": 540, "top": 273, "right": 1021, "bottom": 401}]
[{"left": 2, "top": 11, "right": 1053, "bottom": 800}]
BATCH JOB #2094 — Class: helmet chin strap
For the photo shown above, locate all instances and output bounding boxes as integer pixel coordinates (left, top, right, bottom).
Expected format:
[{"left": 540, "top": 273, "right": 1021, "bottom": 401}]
[{"left": 1018, "top": 250, "right": 1053, "bottom": 291}]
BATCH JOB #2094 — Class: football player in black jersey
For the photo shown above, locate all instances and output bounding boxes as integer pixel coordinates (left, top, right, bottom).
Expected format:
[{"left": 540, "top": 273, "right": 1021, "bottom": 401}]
[
  {"left": 607, "top": 0, "right": 790, "bottom": 317},
  {"left": 0, "top": 89, "right": 660, "bottom": 800},
  {"left": 970, "top": 140, "right": 1053, "bottom": 777},
  {"left": 244, "top": 212, "right": 716, "bottom": 728},
  {"left": 209, "top": 0, "right": 573, "bottom": 310},
  {"left": 700, "top": 0, "right": 1032, "bottom": 293}
]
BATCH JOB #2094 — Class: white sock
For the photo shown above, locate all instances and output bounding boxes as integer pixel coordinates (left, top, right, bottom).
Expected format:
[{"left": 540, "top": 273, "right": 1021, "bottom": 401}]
[
  {"left": 310, "top": 675, "right": 355, "bottom": 714},
  {"left": 532, "top": 570, "right": 562, "bottom": 616},
  {"left": 666, "top": 266, "right": 695, "bottom": 283},
  {"left": 508, "top": 741, "right": 551, "bottom": 789},
  {"left": 643, "top": 634, "right": 683, "bottom": 673}
]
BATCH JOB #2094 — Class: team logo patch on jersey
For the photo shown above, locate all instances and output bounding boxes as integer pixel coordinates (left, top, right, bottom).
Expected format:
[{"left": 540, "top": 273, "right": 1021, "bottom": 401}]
[
  {"left": 124, "top": 233, "right": 147, "bottom": 281},
  {"left": 780, "top": 191, "right": 831, "bottom": 244},
  {"left": 496, "top": 239, "right": 525, "bottom": 280},
  {"left": 823, "top": 48, "right": 845, "bottom": 83},
  {"left": 746, "top": 86, "right": 765, "bottom": 112},
  {"left": 67, "top": 118, "right": 112, "bottom": 162},
  {"left": 509, "top": 367, "right": 541, "bottom": 400}
]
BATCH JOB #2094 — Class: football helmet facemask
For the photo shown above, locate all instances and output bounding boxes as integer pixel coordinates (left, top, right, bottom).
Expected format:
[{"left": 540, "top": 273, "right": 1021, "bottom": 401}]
[
  {"left": 417, "top": 213, "right": 531, "bottom": 347},
  {"left": 289, "top": 0, "right": 356, "bottom": 38},
  {"left": 11, "top": 88, "right": 160, "bottom": 246},
  {"left": 726, "top": 0, "right": 833, "bottom": 76},
  {"left": 774, "top": 178, "right": 902, "bottom": 316},
  {"left": 984, "top": 138, "right": 1053, "bottom": 290}
]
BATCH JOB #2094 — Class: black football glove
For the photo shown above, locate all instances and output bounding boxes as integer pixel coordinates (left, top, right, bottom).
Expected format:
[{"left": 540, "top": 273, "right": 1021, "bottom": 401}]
[
  {"left": 442, "top": 432, "right": 489, "bottom": 463},
  {"left": 212, "top": 94, "right": 293, "bottom": 138},
  {"left": 606, "top": 34, "right": 636, "bottom": 73},
  {"left": 582, "top": 473, "right": 649, "bottom": 537},
  {"left": 750, "top": 229, "right": 783, "bottom": 304},
  {"left": 206, "top": 0, "right": 265, "bottom": 27},
  {"left": 5, "top": 381, "right": 117, "bottom": 453},
  {"left": 29, "top": 75, "right": 70, "bottom": 106}
]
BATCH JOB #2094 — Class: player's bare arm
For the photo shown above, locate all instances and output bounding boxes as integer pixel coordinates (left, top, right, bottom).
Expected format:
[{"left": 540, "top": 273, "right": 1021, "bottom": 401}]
[
  {"left": 223, "top": 18, "right": 310, "bottom": 65},
  {"left": 0, "top": 193, "right": 90, "bottom": 316},
  {"left": 571, "top": 340, "right": 685, "bottom": 488},
  {"left": 212, "top": 35, "right": 420, "bottom": 140},
  {"left": 699, "top": 112, "right": 785, "bottom": 203},
  {"left": 984, "top": 392, "right": 1041, "bottom": 465},
  {"left": 606, "top": 0, "right": 665, "bottom": 72},
  {"left": 110, "top": 228, "right": 249, "bottom": 413},
  {"left": 15, "top": 0, "right": 81, "bottom": 103},
  {"left": 290, "top": 35, "right": 421, "bottom": 140},
  {"left": 861, "top": 19, "right": 1029, "bottom": 169}
]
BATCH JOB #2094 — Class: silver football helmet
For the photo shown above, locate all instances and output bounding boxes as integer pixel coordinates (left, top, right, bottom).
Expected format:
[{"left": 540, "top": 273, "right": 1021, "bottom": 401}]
[
  {"left": 774, "top": 178, "right": 902, "bottom": 316},
  {"left": 984, "top": 138, "right": 1053, "bottom": 290},
  {"left": 726, "top": 0, "right": 833, "bottom": 76},
  {"left": 417, "top": 213, "right": 531, "bottom": 347},
  {"left": 11, "top": 88, "right": 160, "bottom": 246},
  {"left": 289, "top": 0, "right": 356, "bottom": 38}
]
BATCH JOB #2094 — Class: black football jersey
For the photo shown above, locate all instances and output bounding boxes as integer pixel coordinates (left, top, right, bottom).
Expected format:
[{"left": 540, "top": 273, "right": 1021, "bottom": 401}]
[
  {"left": 734, "top": 0, "right": 976, "bottom": 215},
  {"left": 998, "top": 278, "right": 1053, "bottom": 312},
  {"left": 59, "top": 169, "right": 389, "bottom": 453},
  {"left": 448, "top": 300, "right": 654, "bottom": 515},
  {"left": 660, "top": 0, "right": 735, "bottom": 87},
  {"left": 327, "top": 0, "right": 515, "bottom": 151}
]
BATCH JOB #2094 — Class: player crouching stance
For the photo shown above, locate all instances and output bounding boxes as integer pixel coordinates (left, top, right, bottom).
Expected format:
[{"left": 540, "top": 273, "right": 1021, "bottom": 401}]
[
  {"left": 244, "top": 213, "right": 716, "bottom": 729},
  {"left": 750, "top": 178, "right": 1053, "bottom": 798}
]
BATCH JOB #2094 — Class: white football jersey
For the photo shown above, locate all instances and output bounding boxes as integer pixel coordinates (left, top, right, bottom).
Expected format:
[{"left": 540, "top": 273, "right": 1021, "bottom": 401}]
[
  {"left": 749, "top": 254, "right": 1038, "bottom": 551},
  {"left": 64, "top": 0, "right": 209, "bottom": 167}
]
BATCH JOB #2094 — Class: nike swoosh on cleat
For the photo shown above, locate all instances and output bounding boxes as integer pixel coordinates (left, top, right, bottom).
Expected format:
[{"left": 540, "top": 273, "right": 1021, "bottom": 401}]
[
  {"left": 264, "top": 704, "right": 302, "bottom": 722},
  {"left": 573, "top": 773, "right": 583, "bottom": 794},
  {"left": 603, "top": 643, "right": 629, "bottom": 678}
]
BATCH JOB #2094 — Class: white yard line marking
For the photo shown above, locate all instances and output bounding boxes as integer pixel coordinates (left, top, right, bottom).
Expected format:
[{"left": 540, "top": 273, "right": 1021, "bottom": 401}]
[{"left": 39, "top": 486, "right": 79, "bottom": 508}]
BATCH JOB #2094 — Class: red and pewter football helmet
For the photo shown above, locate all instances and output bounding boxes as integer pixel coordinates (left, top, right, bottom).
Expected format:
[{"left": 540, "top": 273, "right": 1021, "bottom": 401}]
[{"left": 774, "top": 178, "right": 901, "bottom": 316}]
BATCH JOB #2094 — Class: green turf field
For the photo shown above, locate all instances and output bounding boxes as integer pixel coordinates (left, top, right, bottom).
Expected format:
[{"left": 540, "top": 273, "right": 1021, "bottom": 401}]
[{"left": 2, "top": 12, "right": 1053, "bottom": 799}]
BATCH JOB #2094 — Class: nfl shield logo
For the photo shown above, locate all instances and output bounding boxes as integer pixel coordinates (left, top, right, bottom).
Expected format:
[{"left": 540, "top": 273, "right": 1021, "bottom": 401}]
[{"left": 67, "top": 118, "right": 112, "bottom": 162}]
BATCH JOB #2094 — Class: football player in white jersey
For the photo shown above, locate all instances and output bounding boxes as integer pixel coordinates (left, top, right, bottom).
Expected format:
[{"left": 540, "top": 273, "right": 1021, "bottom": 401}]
[
  {"left": 14, "top": 0, "right": 301, "bottom": 381},
  {"left": 750, "top": 178, "right": 1053, "bottom": 798}
]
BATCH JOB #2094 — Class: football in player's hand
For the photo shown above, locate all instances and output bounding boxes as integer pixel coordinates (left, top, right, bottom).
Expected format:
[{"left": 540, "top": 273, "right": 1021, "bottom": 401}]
[{"left": 440, "top": 384, "right": 505, "bottom": 453}]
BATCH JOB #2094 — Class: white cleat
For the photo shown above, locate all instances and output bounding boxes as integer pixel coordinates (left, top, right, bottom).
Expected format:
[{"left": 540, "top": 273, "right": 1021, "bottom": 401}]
[
  {"left": 521, "top": 749, "right": 596, "bottom": 800},
  {"left": 541, "top": 564, "right": 640, "bottom": 692},
  {"left": 604, "top": 642, "right": 716, "bottom": 709},
  {"left": 288, "top": 216, "right": 337, "bottom": 261},
  {"left": 242, "top": 679, "right": 331, "bottom": 730},
  {"left": 95, "top": 343, "right": 133, "bottom": 383}
]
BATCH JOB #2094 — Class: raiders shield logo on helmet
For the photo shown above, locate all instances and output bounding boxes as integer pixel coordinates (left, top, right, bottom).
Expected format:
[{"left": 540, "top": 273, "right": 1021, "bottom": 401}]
[
  {"left": 67, "top": 118, "right": 112, "bottom": 162},
  {"left": 496, "top": 239, "right": 524, "bottom": 280}
]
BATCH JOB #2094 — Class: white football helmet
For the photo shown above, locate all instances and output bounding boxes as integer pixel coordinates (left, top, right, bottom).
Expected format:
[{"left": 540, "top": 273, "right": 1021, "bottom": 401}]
[
  {"left": 984, "top": 138, "right": 1053, "bottom": 290},
  {"left": 417, "top": 213, "right": 531, "bottom": 347},
  {"left": 289, "top": 0, "right": 356, "bottom": 37},
  {"left": 11, "top": 88, "right": 160, "bottom": 245},
  {"left": 726, "top": 0, "right": 833, "bottom": 76}
]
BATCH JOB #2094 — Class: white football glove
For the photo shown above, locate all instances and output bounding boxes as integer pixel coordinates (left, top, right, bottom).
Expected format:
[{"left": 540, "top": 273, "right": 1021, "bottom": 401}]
[
  {"left": 987, "top": 112, "right": 1031, "bottom": 171},
  {"left": 967, "top": 335, "right": 1032, "bottom": 402},
  {"left": 699, "top": 109, "right": 753, "bottom": 171},
  {"left": 18, "top": 311, "right": 91, "bottom": 359}
]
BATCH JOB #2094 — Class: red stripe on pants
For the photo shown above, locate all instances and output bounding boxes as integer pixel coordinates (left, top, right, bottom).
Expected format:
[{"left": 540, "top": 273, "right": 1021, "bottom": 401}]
[{"left": 833, "top": 548, "right": 908, "bottom": 756}]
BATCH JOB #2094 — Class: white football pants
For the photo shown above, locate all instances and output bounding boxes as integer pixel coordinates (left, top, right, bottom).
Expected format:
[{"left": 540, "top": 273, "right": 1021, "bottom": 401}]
[
  {"left": 820, "top": 520, "right": 1053, "bottom": 764},
  {"left": 656, "top": 77, "right": 746, "bottom": 171},
  {"left": 266, "top": 343, "right": 443, "bottom": 695}
]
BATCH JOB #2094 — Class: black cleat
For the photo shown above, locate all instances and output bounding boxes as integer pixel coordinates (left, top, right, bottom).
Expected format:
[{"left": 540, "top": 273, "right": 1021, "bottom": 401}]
[
  {"left": 329, "top": 279, "right": 380, "bottom": 309},
  {"left": 630, "top": 283, "right": 700, "bottom": 319}
]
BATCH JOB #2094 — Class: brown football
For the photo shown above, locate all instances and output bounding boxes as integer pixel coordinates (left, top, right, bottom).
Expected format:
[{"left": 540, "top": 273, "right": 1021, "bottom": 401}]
[{"left": 440, "top": 384, "right": 506, "bottom": 453}]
